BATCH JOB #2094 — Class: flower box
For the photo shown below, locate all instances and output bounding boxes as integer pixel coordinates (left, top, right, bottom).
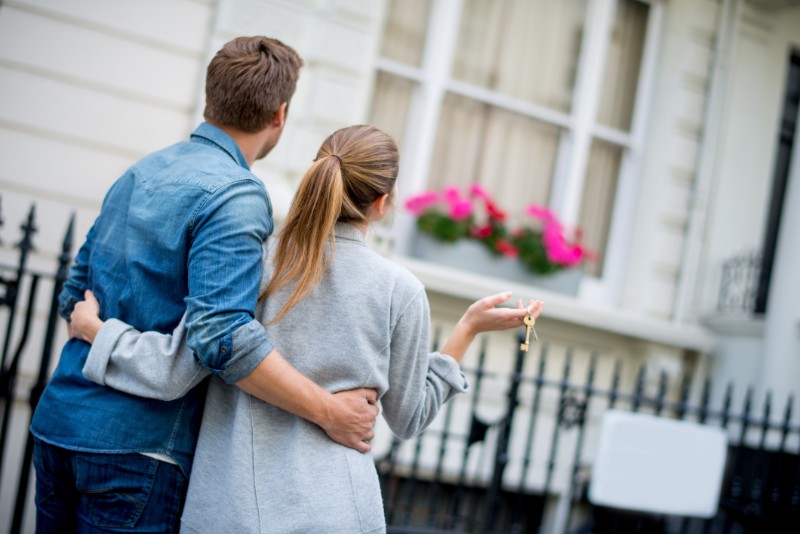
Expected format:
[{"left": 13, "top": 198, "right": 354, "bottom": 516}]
[
  {"left": 404, "top": 184, "right": 594, "bottom": 297},
  {"left": 410, "top": 233, "right": 582, "bottom": 296}
]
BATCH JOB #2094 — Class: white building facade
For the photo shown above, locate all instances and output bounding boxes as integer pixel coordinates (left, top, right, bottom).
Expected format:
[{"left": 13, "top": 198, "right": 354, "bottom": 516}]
[{"left": 1, "top": 0, "right": 798, "bottom": 531}]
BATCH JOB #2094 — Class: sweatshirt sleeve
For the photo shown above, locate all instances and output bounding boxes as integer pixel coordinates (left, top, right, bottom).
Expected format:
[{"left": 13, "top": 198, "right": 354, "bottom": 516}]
[
  {"left": 82, "top": 315, "right": 211, "bottom": 401},
  {"left": 380, "top": 287, "right": 469, "bottom": 440}
]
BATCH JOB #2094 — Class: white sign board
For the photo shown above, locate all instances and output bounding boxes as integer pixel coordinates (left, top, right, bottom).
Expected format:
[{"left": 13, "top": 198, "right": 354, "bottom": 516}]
[{"left": 589, "top": 410, "right": 728, "bottom": 518}]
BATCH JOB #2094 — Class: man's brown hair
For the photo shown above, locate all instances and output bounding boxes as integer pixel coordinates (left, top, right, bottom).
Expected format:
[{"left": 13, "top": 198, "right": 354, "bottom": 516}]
[{"left": 204, "top": 36, "right": 303, "bottom": 133}]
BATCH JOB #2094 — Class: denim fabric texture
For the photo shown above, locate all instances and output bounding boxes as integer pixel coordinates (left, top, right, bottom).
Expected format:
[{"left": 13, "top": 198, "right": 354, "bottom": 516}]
[
  {"left": 30, "top": 122, "right": 274, "bottom": 477},
  {"left": 34, "top": 438, "right": 187, "bottom": 534}
]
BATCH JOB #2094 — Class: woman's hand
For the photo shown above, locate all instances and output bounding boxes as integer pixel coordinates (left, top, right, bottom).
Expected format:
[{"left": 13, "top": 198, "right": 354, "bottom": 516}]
[
  {"left": 459, "top": 292, "right": 543, "bottom": 338},
  {"left": 441, "top": 292, "right": 544, "bottom": 363},
  {"left": 70, "top": 289, "right": 103, "bottom": 344}
]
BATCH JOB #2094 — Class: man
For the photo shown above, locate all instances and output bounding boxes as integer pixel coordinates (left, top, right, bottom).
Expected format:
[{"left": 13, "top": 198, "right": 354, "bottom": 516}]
[{"left": 30, "top": 36, "right": 378, "bottom": 533}]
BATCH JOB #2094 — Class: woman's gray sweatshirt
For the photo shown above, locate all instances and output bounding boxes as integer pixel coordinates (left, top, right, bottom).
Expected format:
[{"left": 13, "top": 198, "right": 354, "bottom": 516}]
[{"left": 82, "top": 223, "right": 468, "bottom": 533}]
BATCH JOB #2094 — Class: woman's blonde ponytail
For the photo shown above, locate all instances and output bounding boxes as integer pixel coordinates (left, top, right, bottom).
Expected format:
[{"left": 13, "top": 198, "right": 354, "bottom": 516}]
[
  {"left": 262, "top": 155, "right": 343, "bottom": 323},
  {"left": 261, "top": 125, "right": 398, "bottom": 322}
]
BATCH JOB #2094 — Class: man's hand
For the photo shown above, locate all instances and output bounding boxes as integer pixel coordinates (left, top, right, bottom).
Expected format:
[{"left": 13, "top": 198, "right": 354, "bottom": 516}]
[
  {"left": 321, "top": 388, "right": 379, "bottom": 453},
  {"left": 237, "top": 352, "right": 380, "bottom": 453}
]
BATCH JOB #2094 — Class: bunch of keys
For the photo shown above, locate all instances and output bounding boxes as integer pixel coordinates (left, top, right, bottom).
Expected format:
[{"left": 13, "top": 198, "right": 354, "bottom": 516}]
[{"left": 520, "top": 314, "right": 538, "bottom": 352}]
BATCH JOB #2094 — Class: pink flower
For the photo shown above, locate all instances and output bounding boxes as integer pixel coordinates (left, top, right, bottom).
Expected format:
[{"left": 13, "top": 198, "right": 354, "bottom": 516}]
[
  {"left": 469, "top": 183, "right": 490, "bottom": 200},
  {"left": 543, "top": 226, "right": 583, "bottom": 266},
  {"left": 404, "top": 191, "right": 438, "bottom": 215},
  {"left": 449, "top": 199, "right": 473, "bottom": 220},
  {"left": 526, "top": 204, "right": 558, "bottom": 225},
  {"left": 443, "top": 186, "right": 462, "bottom": 204}
]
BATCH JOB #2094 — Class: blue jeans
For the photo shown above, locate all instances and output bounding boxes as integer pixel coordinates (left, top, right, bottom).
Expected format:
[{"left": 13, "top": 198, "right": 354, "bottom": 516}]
[{"left": 33, "top": 439, "right": 187, "bottom": 533}]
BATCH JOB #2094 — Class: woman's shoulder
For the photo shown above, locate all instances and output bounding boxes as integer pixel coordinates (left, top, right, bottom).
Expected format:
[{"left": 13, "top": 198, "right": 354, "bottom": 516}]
[{"left": 354, "top": 245, "right": 423, "bottom": 294}]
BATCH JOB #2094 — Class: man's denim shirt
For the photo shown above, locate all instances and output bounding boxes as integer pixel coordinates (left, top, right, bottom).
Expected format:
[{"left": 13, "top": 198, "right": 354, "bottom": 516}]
[{"left": 30, "top": 123, "right": 274, "bottom": 476}]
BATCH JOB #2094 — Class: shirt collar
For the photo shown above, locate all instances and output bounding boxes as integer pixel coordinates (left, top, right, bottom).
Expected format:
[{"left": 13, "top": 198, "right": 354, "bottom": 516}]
[
  {"left": 334, "top": 222, "right": 366, "bottom": 244},
  {"left": 190, "top": 122, "right": 250, "bottom": 170}
]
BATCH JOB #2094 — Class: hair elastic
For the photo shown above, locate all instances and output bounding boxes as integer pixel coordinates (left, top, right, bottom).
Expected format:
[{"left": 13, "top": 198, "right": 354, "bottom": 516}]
[{"left": 331, "top": 154, "right": 343, "bottom": 165}]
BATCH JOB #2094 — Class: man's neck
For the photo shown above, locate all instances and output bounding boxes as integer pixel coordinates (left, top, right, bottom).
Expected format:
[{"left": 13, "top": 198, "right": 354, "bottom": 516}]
[{"left": 209, "top": 122, "right": 273, "bottom": 167}]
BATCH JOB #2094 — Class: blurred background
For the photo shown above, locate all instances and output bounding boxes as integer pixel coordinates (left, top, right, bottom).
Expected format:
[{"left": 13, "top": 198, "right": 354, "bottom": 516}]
[{"left": 0, "top": 0, "right": 799, "bottom": 532}]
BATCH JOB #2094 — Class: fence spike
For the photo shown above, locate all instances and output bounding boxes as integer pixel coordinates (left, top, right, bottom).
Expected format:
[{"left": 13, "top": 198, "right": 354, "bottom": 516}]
[
  {"left": 16, "top": 204, "right": 37, "bottom": 254},
  {"left": 586, "top": 351, "right": 597, "bottom": 385},
  {"left": 60, "top": 214, "right": 75, "bottom": 265},
  {"left": 721, "top": 382, "right": 734, "bottom": 429},
  {"left": 655, "top": 370, "right": 668, "bottom": 415},
  {"left": 677, "top": 371, "right": 691, "bottom": 419},
  {"left": 780, "top": 394, "right": 794, "bottom": 449},
  {"left": 632, "top": 363, "right": 646, "bottom": 412},
  {"left": 609, "top": 358, "right": 622, "bottom": 409},
  {"left": 699, "top": 376, "right": 712, "bottom": 424},
  {"left": 738, "top": 387, "right": 754, "bottom": 446},
  {"left": 760, "top": 391, "right": 773, "bottom": 448}
]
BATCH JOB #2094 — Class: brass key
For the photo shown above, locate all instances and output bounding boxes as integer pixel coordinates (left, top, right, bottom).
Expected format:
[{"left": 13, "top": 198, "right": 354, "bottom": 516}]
[{"left": 520, "top": 315, "right": 537, "bottom": 352}]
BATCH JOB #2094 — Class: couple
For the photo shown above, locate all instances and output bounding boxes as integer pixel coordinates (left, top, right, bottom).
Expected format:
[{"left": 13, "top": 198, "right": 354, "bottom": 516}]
[{"left": 30, "top": 36, "right": 542, "bottom": 533}]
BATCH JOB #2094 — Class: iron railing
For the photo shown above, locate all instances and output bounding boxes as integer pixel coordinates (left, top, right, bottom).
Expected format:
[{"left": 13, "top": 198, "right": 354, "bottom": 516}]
[
  {"left": 0, "top": 200, "right": 74, "bottom": 534},
  {"left": 717, "top": 251, "right": 761, "bottom": 315},
  {"left": 378, "top": 336, "right": 800, "bottom": 533}
]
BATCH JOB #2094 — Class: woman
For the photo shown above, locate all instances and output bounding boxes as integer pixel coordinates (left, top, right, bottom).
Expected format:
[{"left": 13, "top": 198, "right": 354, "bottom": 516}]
[{"left": 71, "top": 125, "right": 543, "bottom": 533}]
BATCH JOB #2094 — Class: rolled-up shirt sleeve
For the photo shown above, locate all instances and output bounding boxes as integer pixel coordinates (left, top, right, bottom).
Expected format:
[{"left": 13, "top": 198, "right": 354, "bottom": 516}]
[{"left": 185, "top": 178, "right": 274, "bottom": 384}]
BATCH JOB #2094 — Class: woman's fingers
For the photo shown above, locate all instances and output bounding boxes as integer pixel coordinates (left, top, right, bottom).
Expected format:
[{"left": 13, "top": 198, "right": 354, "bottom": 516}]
[
  {"left": 480, "top": 291, "right": 513, "bottom": 308},
  {"left": 529, "top": 300, "right": 544, "bottom": 318}
]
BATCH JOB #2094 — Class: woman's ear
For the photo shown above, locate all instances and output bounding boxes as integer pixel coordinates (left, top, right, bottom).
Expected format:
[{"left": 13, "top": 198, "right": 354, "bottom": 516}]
[{"left": 371, "top": 194, "right": 390, "bottom": 220}]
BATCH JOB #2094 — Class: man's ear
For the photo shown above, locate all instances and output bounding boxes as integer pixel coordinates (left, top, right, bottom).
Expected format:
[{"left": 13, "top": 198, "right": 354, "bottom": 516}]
[{"left": 272, "top": 102, "right": 288, "bottom": 128}]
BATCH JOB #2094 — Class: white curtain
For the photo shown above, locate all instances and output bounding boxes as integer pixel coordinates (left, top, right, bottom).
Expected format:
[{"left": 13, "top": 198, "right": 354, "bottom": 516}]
[
  {"left": 369, "top": 72, "right": 415, "bottom": 153},
  {"left": 453, "top": 0, "right": 588, "bottom": 111},
  {"left": 597, "top": 0, "right": 648, "bottom": 131},
  {"left": 380, "top": 0, "right": 432, "bottom": 67},
  {"left": 429, "top": 93, "right": 560, "bottom": 226}
]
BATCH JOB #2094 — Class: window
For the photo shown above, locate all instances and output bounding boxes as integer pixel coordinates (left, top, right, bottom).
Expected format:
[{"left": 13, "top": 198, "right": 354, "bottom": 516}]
[{"left": 370, "top": 0, "right": 660, "bottom": 292}]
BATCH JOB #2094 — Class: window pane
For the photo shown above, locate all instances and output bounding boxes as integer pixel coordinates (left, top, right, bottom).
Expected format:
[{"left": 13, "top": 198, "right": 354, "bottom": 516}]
[
  {"left": 579, "top": 140, "right": 623, "bottom": 277},
  {"left": 380, "top": 0, "right": 433, "bottom": 67},
  {"left": 428, "top": 93, "right": 561, "bottom": 225},
  {"left": 369, "top": 72, "right": 415, "bottom": 153},
  {"left": 452, "top": 0, "right": 587, "bottom": 111},
  {"left": 597, "top": 0, "right": 648, "bottom": 131}
]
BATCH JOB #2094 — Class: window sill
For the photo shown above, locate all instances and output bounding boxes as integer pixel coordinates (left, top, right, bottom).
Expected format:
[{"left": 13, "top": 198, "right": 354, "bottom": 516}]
[
  {"left": 700, "top": 313, "right": 765, "bottom": 337},
  {"left": 393, "top": 255, "right": 717, "bottom": 353}
]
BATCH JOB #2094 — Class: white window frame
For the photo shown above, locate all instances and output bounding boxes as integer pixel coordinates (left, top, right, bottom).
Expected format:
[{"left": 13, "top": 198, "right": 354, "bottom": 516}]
[{"left": 378, "top": 0, "right": 664, "bottom": 307}]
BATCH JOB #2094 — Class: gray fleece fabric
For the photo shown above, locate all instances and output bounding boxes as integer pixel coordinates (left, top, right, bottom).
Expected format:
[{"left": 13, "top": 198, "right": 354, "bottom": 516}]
[{"left": 83, "top": 223, "right": 468, "bottom": 533}]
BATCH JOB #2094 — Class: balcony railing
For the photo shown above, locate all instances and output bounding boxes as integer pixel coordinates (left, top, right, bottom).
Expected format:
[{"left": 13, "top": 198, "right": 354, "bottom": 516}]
[{"left": 717, "top": 251, "right": 761, "bottom": 315}]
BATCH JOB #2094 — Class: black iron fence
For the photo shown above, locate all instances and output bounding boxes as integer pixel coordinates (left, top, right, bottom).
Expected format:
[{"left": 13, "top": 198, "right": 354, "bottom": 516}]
[
  {"left": 0, "top": 205, "right": 798, "bottom": 534},
  {"left": 0, "top": 201, "right": 74, "bottom": 534},
  {"left": 377, "top": 336, "right": 800, "bottom": 533}
]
